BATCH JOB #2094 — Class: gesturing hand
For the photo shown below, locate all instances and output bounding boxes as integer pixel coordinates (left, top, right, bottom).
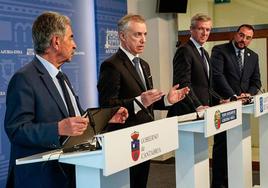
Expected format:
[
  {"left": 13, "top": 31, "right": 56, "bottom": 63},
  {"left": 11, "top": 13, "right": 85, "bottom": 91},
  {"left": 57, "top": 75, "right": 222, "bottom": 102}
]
[
  {"left": 167, "top": 84, "right": 190, "bottom": 104},
  {"left": 109, "top": 107, "right": 129, "bottom": 124},
  {"left": 141, "top": 89, "right": 165, "bottom": 107}
]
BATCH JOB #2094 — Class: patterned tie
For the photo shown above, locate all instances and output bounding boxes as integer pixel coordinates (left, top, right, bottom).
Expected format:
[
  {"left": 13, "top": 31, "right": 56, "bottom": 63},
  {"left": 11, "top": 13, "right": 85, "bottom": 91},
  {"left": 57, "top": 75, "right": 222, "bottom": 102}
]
[
  {"left": 56, "top": 71, "right": 76, "bottom": 117},
  {"left": 237, "top": 50, "right": 243, "bottom": 72},
  {"left": 200, "top": 47, "right": 208, "bottom": 76},
  {"left": 133, "top": 57, "right": 147, "bottom": 89}
]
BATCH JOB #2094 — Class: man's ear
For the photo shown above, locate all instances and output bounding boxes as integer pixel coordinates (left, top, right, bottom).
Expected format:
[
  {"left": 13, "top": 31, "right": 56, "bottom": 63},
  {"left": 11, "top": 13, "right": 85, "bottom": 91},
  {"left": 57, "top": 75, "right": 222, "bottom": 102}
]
[
  {"left": 51, "top": 35, "right": 60, "bottom": 50},
  {"left": 189, "top": 26, "right": 193, "bottom": 35},
  {"left": 119, "top": 31, "right": 126, "bottom": 42}
]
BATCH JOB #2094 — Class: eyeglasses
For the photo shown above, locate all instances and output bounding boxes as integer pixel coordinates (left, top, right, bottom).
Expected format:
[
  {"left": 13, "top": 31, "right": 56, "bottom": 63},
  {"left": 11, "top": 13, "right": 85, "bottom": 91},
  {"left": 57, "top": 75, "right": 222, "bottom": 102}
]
[{"left": 238, "top": 32, "right": 253, "bottom": 41}]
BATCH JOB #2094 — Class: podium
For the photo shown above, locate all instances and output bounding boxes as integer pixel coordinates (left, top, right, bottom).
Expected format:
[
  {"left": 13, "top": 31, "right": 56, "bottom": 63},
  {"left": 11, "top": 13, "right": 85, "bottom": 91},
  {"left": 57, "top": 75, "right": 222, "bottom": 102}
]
[
  {"left": 252, "top": 93, "right": 268, "bottom": 187},
  {"left": 175, "top": 101, "right": 242, "bottom": 188},
  {"left": 16, "top": 117, "right": 178, "bottom": 188},
  {"left": 232, "top": 92, "right": 268, "bottom": 188},
  {"left": 226, "top": 102, "right": 253, "bottom": 188}
]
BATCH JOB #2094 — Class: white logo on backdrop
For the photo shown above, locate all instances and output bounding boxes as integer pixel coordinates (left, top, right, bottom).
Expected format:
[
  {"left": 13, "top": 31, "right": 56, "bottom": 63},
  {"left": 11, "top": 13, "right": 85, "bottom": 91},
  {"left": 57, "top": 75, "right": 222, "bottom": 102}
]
[{"left": 104, "top": 29, "right": 119, "bottom": 54}]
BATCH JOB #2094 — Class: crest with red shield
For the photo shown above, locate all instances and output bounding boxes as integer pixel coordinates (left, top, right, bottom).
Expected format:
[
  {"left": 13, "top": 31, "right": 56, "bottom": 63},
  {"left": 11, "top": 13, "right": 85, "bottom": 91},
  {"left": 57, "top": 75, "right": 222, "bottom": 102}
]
[{"left": 131, "top": 131, "right": 140, "bottom": 161}]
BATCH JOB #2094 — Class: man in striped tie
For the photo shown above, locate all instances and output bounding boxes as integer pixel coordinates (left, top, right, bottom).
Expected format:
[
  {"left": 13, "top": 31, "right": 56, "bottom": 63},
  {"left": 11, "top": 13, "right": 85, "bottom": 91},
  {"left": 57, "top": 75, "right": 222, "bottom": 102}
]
[{"left": 210, "top": 24, "right": 261, "bottom": 188}]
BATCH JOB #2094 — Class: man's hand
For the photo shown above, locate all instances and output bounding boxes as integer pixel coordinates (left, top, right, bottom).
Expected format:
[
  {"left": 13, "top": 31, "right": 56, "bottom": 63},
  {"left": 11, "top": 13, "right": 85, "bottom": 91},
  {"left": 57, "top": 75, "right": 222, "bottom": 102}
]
[
  {"left": 237, "top": 93, "right": 252, "bottom": 104},
  {"left": 141, "top": 89, "right": 165, "bottom": 107},
  {"left": 240, "top": 93, "right": 251, "bottom": 97},
  {"left": 167, "top": 84, "right": 190, "bottom": 104},
  {"left": 196, "top": 105, "right": 209, "bottom": 112},
  {"left": 58, "top": 117, "right": 89, "bottom": 136},
  {"left": 109, "top": 107, "right": 128, "bottom": 124}
]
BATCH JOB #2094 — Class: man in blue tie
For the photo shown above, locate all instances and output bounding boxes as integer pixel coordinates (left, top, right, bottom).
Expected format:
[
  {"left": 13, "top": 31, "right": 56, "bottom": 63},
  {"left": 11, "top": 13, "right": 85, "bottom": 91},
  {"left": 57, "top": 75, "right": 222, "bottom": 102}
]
[
  {"left": 98, "top": 14, "right": 189, "bottom": 188},
  {"left": 167, "top": 13, "right": 212, "bottom": 117}
]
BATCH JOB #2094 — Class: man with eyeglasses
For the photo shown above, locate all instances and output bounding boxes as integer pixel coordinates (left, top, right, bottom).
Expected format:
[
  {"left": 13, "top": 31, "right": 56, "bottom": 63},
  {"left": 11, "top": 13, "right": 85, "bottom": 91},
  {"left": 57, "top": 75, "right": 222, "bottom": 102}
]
[
  {"left": 211, "top": 24, "right": 261, "bottom": 188},
  {"left": 168, "top": 13, "right": 212, "bottom": 117}
]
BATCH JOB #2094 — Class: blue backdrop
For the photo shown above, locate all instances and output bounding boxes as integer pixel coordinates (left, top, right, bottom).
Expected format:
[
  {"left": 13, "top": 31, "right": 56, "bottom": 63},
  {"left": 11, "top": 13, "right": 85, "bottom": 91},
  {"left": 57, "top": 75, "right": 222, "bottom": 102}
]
[{"left": 0, "top": 0, "right": 126, "bottom": 186}]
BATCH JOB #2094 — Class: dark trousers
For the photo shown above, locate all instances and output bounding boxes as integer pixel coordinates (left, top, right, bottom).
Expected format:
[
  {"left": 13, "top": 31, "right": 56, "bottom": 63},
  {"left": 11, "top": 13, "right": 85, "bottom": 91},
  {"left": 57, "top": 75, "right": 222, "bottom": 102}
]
[
  {"left": 130, "top": 160, "right": 150, "bottom": 188},
  {"left": 211, "top": 132, "right": 228, "bottom": 188}
]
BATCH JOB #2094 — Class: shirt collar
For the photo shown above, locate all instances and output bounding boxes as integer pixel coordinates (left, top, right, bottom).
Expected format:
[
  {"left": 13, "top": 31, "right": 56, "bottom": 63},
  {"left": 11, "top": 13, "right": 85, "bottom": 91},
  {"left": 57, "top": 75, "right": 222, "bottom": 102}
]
[
  {"left": 120, "top": 45, "right": 139, "bottom": 62},
  {"left": 36, "top": 54, "right": 61, "bottom": 78},
  {"left": 190, "top": 37, "right": 203, "bottom": 49},
  {"left": 232, "top": 41, "right": 245, "bottom": 54}
]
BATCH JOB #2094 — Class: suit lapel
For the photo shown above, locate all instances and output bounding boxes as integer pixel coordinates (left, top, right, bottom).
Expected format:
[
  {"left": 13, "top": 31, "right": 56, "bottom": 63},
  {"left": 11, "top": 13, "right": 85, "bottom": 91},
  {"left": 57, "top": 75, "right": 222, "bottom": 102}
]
[
  {"left": 118, "top": 49, "right": 147, "bottom": 91},
  {"left": 140, "top": 60, "right": 153, "bottom": 90},
  {"left": 189, "top": 41, "right": 209, "bottom": 80},
  {"left": 33, "top": 58, "right": 69, "bottom": 117}
]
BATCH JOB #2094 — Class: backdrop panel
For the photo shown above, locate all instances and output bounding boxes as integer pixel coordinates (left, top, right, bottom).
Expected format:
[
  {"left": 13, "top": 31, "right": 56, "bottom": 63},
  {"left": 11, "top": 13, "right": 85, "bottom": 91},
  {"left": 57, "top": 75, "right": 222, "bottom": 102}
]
[{"left": 94, "top": 0, "right": 127, "bottom": 76}]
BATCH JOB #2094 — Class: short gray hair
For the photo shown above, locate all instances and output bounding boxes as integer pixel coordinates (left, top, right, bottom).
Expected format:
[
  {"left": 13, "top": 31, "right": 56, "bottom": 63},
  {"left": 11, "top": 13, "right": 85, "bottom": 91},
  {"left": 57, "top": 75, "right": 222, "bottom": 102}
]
[
  {"left": 32, "top": 11, "right": 71, "bottom": 54},
  {"left": 118, "top": 14, "right": 145, "bottom": 32},
  {"left": 190, "top": 13, "right": 211, "bottom": 28}
]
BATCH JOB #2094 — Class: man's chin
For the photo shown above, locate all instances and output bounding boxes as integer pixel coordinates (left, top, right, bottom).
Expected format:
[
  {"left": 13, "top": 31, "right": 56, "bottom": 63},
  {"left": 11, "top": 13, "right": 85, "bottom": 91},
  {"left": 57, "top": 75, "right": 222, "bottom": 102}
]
[{"left": 234, "top": 42, "right": 245, "bottom": 49}]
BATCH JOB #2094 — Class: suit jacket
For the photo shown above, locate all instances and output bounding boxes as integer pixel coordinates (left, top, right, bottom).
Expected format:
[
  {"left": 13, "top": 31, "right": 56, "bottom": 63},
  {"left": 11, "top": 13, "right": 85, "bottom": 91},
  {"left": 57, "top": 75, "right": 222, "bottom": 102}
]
[
  {"left": 98, "top": 48, "right": 166, "bottom": 130},
  {"left": 4, "top": 57, "right": 82, "bottom": 188},
  {"left": 210, "top": 41, "right": 261, "bottom": 98},
  {"left": 168, "top": 40, "right": 212, "bottom": 116}
]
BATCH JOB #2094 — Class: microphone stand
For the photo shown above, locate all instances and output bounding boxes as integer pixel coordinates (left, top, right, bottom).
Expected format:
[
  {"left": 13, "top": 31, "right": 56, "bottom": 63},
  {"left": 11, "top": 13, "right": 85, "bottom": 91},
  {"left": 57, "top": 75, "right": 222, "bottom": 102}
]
[
  {"left": 133, "top": 98, "right": 154, "bottom": 121},
  {"left": 185, "top": 94, "right": 201, "bottom": 120}
]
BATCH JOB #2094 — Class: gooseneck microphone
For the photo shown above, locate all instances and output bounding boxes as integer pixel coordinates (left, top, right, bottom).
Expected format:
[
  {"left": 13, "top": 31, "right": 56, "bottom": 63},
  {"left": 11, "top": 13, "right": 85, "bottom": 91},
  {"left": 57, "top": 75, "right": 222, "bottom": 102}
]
[
  {"left": 134, "top": 98, "right": 154, "bottom": 121},
  {"left": 253, "top": 82, "right": 264, "bottom": 94},
  {"left": 209, "top": 88, "right": 223, "bottom": 101},
  {"left": 185, "top": 94, "right": 201, "bottom": 120}
]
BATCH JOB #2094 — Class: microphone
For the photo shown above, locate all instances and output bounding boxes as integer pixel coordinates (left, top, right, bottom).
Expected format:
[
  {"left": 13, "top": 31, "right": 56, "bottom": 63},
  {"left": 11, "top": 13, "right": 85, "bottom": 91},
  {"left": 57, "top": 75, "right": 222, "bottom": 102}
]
[
  {"left": 253, "top": 82, "right": 264, "bottom": 94},
  {"left": 185, "top": 94, "right": 201, "bottom": 120},
  {"left": 209, "top": 88, "right": 223, "bottom": 101},
  {"left": 134, "top": 98, "right": 154, "bottom": 121}
]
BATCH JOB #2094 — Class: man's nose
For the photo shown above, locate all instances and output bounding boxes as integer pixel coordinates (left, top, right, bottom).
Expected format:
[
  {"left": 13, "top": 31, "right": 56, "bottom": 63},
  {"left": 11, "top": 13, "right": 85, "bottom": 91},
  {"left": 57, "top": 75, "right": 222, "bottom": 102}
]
[
  {"left": 73, "top": 41, "right": 77, "bottom": 49},
  {"left": 141, "top": 36, "right": 146, "bottom": 43}
]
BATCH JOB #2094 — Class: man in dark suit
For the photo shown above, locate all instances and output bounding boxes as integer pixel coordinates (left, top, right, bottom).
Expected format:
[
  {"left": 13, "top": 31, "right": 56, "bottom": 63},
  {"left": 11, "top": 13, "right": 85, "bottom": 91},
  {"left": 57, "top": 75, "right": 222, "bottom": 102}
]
[
  {"left": 167, "top": 13, "right": 213, "bottom": 117},
  {"left": 98, "top": 14, "right": 189, "bottom": 188},
  {"left": 5, "top": 11, "right": 128, "bottom": 188},
  {"left": 211, "top": 24, "right": 261, "bottom": 188}
]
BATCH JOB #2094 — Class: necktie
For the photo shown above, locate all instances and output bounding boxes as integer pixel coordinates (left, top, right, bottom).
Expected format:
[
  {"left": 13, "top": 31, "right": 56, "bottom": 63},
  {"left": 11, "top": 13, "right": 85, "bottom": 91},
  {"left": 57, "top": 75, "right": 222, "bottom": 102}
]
[
  {"left": 200, "top": 47, "right": 208, "bottom": 76},
  {"left": 133, "top": 57, "right": 147, "bottom": 89},
  {"left": 56, "top": 71, "right": 76, "bottom": 117},
  {"left": 237, "top": 50, "right": 243, "bottom": 72}
]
